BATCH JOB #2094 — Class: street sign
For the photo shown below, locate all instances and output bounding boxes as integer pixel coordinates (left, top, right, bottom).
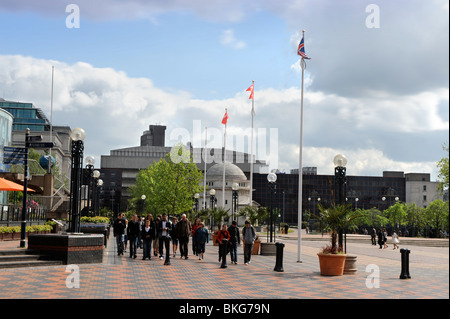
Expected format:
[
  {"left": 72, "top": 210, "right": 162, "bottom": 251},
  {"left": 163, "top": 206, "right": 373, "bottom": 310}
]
[
  {"left": 2, "top": 147, "right": 27, "bottom": 165},
  {"left": 26, "top": 142, "right": 54, "bottom": 149},
  {"left": 26, "top": 135, "right": 43, "bottom": 142}
]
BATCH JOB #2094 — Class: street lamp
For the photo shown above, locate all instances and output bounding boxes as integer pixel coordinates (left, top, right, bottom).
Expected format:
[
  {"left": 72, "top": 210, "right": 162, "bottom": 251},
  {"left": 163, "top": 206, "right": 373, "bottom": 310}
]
[
  {"left": 69, "top": 128, "right": 86, "bottom": 233},
  {"left": 85, "top": 156, "right": 95, "bottom": 217},
  {"left": 333, "top": 154, "right": 347, "bottom": 252},
  {"left": 95, "top": 178, "right": 103, "bottom": 215},
  {"left": 141, "top": 195, "right": 146, "bottom": 215},
  {"left": 194, "top": 193, "right": 200, "bottom": 218},
  {"left": 91, "top": 169, "right": 100, "bottom": 216},
  {"left": 267, "top": 172, "right": 277, "bottom": 243},
  {"left": 231, "top": 182, "right": 239, "bottom": 221},
  {"left": 209, "top": 189, "right": 216, "bottom": 230}
]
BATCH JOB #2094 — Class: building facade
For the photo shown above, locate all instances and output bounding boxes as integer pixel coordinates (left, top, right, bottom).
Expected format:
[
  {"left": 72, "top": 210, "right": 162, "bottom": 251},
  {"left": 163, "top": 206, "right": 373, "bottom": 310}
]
[{"left": 0, "top": 108, "right": 13, "bottom": 205}]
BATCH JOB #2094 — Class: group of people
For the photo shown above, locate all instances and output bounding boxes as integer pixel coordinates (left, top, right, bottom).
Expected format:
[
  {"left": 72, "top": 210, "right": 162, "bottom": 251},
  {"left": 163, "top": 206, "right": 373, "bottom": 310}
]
[
  {"left": 370, "top": 227, "right": 400, "bottom": 249},
  {"left": 113, "top": 213, "right": 258, "bottom": 266}
]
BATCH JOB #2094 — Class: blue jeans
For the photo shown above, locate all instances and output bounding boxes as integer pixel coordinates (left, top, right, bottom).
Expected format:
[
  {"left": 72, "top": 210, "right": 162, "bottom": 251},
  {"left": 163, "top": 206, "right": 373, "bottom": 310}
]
[
  {"left": 129, "top": 236, "right": 138, "bottom": 257},
  {"left": 116, "top": 234, "right": 124, "bottom": 255},
  {"left": 143, "top": 239, "right": 152, "bottom": 259},
  {"left": 229, "top": 242, "right": 238, "bottom": 262}
]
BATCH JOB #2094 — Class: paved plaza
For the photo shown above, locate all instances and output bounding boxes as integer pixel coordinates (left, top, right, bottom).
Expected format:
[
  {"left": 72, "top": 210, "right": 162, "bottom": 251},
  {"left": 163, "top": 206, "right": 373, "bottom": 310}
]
[{"left": 0, "top": 231, "right": 448, "bottom": 310}]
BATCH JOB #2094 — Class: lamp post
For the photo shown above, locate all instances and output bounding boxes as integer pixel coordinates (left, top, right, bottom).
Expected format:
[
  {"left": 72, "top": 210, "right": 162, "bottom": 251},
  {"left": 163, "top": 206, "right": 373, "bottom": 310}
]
[
  {"left": 91, "top": 169, "right": 100, "bottom": 216},
  {"left": 85, "top": 156, "right": 95, "bottom": 216},
  {"left": 210, "top": 189, "right": 216, "bottom": 230},
  {"left": 333, "top": 154, "right": 347, "bottom": 252},
  {"left": 308, "top": 193, "right": 321, "bottom": 234},
  {"left": 95, "top": 178, "right": 103, "bottom": 215},
  {"left": 69, "top": 128, "right": 86, "bottom": 233},
  {"left": 231, "top": 182, "right": 239, "bottom": 221},
  {"left": 267, "top": 172, "right": 277, "bottom": 243},
  {"left": 194, "top": 193, "right": 200, "bottom": 219},
  {"left": 141, "top": 195, "right": 146, "bottom": 215}
]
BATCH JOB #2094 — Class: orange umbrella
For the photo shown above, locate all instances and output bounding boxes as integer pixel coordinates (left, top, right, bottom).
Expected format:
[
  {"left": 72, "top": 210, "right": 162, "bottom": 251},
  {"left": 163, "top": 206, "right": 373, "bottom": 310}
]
[{"left": 0, "top": 177, "right": 35, "bottom": 192}]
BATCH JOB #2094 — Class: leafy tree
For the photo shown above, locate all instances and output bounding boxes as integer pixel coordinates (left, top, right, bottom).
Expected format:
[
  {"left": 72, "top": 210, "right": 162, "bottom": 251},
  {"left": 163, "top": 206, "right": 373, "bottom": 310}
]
[
  {"left": 437, "top": 142, "right": 449, "bottom": 193},
  {"left": 424, "top": 199, "right": 449, "bottom": 236},
  {"left": 404, "top": 202, "right": 425, "bottom": 237},
  {"left": 383, "top": 202, "right": 408, "bottom": 230},
  {"left": 129, "top": 144, "right": 203, "bottom": 217}
]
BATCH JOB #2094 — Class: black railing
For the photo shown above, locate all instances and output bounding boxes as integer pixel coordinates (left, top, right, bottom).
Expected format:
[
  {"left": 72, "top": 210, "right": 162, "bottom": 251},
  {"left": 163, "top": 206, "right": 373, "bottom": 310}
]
[{"left": 0, "top": 205, "right": 47, "bottom": 226}]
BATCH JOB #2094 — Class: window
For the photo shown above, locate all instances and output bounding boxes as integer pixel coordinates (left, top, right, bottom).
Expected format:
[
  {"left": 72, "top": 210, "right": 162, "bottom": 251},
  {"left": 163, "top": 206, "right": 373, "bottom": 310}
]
[
  {"left": 423, "top": 185, "right": 427, "bottom": 191},
  {"left": 423, "top": 195, "right": 427, "bottom": 202}
]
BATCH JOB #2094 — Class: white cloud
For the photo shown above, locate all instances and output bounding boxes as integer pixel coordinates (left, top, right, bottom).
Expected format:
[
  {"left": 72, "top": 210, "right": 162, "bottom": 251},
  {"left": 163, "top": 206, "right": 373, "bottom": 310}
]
[
  {"left": 0, "top": 54, "right": 447, "bottom": 181},
  {"left": 220, "top": 29, "right": 246, "bottom": 49}
]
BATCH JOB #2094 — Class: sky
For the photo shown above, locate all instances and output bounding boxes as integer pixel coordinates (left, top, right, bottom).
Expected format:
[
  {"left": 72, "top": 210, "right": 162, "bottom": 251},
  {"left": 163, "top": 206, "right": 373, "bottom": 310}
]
[{"left": 0, "top": 0, "right": 448, "bottom": 180}]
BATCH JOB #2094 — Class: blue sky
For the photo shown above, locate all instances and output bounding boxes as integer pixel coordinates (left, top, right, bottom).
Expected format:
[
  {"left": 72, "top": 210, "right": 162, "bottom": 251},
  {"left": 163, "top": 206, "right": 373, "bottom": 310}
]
[{"left": 0, "top": 0, "right": 448, "bottom": 181}]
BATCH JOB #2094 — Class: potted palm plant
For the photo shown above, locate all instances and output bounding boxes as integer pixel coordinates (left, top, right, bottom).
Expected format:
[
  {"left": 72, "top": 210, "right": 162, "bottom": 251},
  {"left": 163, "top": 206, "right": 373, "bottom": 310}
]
[{"left": 315, "top": 203, "right": 360, "bottom": 276}]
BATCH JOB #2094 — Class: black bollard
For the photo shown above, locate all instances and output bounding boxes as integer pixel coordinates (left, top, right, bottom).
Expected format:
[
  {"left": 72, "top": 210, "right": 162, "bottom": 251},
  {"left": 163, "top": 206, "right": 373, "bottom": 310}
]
[
  {"left": 221, "top": 239, "right": 228, "bottom": 268},
  {"left": 274, "top": 242, "right": 285, "bottom": 272},
  {"left": 399, "top": 248, "right": 411, "bottom": 279}
]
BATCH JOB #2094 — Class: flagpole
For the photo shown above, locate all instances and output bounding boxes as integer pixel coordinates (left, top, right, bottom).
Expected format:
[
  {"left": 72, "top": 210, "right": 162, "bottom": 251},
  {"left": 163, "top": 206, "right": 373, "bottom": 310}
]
[
  {"left": 48, "top": 65, "right": 54, "bottom": 174},
  {"left": 222, "top": 108, "right": 227, "bottom": 208},
  {"left": 203, "top": 126, "right": 208, "bottom": 210},
  {"left": 297, "top": 30, "right": 306, "bottom": 263},
  {"left": 250, "top": 80, "right": 254, "bottom": 208}
]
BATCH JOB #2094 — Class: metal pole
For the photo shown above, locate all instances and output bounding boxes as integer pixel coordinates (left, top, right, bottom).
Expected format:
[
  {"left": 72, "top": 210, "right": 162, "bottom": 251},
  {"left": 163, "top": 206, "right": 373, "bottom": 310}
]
[{"left": 20, "top": 129, "right": 30, "bottom": 248}]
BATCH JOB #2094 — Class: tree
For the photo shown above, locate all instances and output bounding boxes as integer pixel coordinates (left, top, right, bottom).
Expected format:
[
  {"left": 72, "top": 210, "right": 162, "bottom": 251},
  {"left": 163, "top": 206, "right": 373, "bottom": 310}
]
[
  {"left": 424, "top": 199, "right": 449, "bottom": 237},
  {"left": 404, "top": 202, "right": 425, "bottom": 237},
  {"left": 130, "top": 144, "right": 204, "bottom": 217},
  {"left": 437, "top": 142, "right": 449, "bottom": 193},
  {"left": 383, "top": 202, "right": 408, "bottom": 231}
]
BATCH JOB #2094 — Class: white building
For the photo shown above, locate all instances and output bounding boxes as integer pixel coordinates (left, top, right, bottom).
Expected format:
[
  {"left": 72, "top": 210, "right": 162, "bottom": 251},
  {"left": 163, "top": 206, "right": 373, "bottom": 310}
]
[{"left": 405, "top": 173, "right": 443, "bottom": 208}]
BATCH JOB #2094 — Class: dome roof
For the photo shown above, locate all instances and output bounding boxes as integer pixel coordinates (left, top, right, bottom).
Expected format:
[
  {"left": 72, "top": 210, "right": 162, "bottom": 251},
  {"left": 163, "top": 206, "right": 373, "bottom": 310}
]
[{"left": 207, "top": 162, "right": 247, "bottom": 181}]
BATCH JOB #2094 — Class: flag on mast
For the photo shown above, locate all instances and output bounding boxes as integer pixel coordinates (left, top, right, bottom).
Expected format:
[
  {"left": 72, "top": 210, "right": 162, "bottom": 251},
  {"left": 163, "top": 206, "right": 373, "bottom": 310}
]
[
  {"left": 297, "top": 36, "right": 311, "bottom": 60},
  {"left": 222, "top": 110, "right": 229, "bottom": 125},
  {"left": 246, "top": 83, "right": 254, "bottom": 100}
]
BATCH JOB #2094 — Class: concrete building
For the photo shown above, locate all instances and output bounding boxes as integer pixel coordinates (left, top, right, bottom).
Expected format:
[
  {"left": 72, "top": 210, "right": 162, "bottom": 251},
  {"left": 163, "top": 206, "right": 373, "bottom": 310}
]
[
  {"left": 0, "top": 108, "right": 13, "bottom": 206},
  {"left": 405, "top": 173, "right": 442, "bottom": 208}
]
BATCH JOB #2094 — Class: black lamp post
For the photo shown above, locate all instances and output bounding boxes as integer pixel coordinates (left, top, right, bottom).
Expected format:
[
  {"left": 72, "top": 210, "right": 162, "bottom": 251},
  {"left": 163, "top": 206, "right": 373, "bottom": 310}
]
[
  {"left": 210, "top": 189, "right": 216, "bottom": 229},
  {"left": 95, "top": 178, "right": 103, "bottom": 216},
  {"left": 69, "top": 128, "right": 86, "bottom": 233},
  {"left": 267, "top": 172, "right": 277, "bottom": 243},
  {"left": 231, "top": 182, "right": 239, "bottom": 221},
  {"left": 84, "top": 156, "right": 95, "bottom": 216},
  {"left": 194, "top": 193, "right": 199, "bottom": 219},
  {"left": 333, "top": 154, "right": 347, "bottom": 252}
]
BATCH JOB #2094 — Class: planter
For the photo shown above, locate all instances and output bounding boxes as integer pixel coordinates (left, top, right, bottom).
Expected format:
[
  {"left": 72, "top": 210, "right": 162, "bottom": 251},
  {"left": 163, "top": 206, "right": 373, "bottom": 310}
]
[
  {"left": 260, "top": 242, "right": 276, "bottom": 256},
  {"left": 344, "top": 255, "right": 357, "bottom": 275},
  {"left": 317, "top": 253, "right": 347, "bottom": 276}
]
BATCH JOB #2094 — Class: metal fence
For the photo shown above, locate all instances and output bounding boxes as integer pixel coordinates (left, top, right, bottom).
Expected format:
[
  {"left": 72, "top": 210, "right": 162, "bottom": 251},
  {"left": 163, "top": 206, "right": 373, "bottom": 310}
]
[{"left": 0, "top": 204, "right": 46, "bottom": 226}]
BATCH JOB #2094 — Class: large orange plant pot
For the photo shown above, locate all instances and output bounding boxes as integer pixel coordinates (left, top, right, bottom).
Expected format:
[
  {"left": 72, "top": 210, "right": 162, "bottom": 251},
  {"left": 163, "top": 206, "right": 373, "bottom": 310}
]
[{"left": 317, "top": 253, "right": 347, "bottom": 276}]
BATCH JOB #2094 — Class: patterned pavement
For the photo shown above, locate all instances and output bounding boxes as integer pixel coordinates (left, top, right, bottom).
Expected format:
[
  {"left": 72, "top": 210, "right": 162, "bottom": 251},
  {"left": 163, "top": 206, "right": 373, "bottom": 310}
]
[{"left": 0, "top": 232, "right": 448, "bottom": 306}]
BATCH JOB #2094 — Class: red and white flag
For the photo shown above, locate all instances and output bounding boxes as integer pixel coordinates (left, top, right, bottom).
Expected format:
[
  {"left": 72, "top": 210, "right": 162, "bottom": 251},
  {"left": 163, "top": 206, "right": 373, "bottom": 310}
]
[
  {"left": 246, "top": 83, "right": 254, "bottom": 100},
  {"left": 222, "top": 110, "right": 229, "bottom": 125}
]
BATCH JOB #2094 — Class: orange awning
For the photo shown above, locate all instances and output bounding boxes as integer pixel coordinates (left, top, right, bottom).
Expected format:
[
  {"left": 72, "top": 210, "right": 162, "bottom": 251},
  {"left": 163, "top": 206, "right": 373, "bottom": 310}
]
[{"left": 0, "top": 177, "right": 35, "bottom": 192}]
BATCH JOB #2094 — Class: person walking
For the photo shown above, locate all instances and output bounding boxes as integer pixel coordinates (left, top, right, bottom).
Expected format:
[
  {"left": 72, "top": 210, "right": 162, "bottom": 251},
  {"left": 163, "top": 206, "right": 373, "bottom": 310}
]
[
  {"left": 194, "top": 222, "right": 209, "bottom": 260},
  {"left": 242, "top": 220, "right": 256, "bottom": 265},
  {"left": 217, "top": 224, "right": 230, "bottom": 262},
  {"left": 191, "top": 218, "right": 201, "bottom": 256},
  {"left": 113, "top": 213, "right": 126, "bottom": 256},
  {"left": 377, "top": 228, "right": 384, "bottom": 249},
  {"left": 158, "top": 213, "right": 172, "bottom": 265},
  {"left": 141, "top": 219, "right": 153, "bottom": 260},
  {"left": 228, "top": 221, "right": 240, "bottom": 264},
  {"left": 127, "top": 214, "right": 140, "bottom": 259},
  {"left": 171, "top": 216, "right": 179, "bottom": 257},
  {"left": 383, "top": 228, "right": 389, "bottom": 249},
  {"left": 175, "top": 214, "right": 192, "bottom": 259},
  {"left": 371, "top": 227, "right": 377, "bottom": 245},
  {"left": 392, "top": 231, "right": 400, "bottom": 249},
  {"left": 153, "top": 216, "right": 160, "bottom": 257}
]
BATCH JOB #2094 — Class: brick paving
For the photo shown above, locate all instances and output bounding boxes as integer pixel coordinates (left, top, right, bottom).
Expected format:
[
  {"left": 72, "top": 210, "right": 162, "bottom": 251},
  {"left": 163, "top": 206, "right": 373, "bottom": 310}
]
[{"left": 0, "top": 232, "right": 448, "bottom": 304}]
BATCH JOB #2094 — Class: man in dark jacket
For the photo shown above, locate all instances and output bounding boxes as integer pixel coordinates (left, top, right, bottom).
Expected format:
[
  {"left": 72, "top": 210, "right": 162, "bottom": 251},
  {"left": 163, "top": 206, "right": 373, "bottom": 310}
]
[
  {"left": 113, "top": 213, "right": 126, "bottom": 256},
  {"left": 158, "top": 213, "right": 173, "bottom": 265},
  {"left": 127, "top": 214, "right": 141, "bottom": 259},
  {"left": 228, "top": 221, "right": 240, "bottom": 264},
  {"left": 175, "top": 214, "right": 192, "bottom": 259}
]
